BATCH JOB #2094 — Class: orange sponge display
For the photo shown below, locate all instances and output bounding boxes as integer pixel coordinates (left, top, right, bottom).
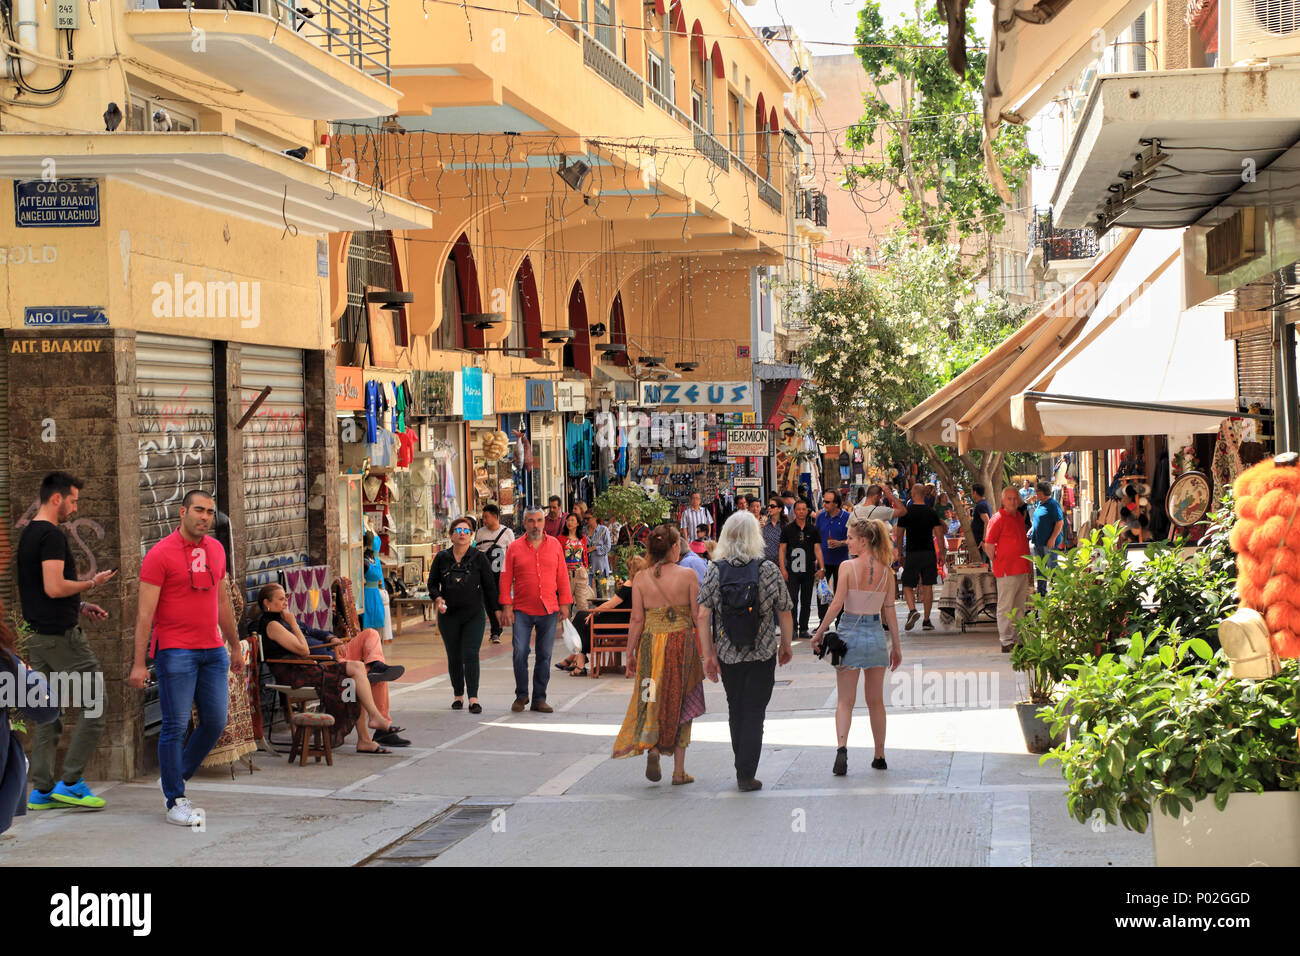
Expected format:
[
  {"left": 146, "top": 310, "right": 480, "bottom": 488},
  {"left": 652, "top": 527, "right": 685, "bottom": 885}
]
[{"left": 1233, "top": 456, "right": 1300, "bottom": 658}]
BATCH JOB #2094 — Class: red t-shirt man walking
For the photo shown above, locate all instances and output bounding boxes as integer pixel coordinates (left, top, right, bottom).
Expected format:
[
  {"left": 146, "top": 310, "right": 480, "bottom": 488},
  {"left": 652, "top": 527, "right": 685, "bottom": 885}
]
[
  {"left": 500, "top": 507, "right": 572, "bottom": 714},
  {"left": 984, "top": 486, "right": 1034, "bottom": 652}
]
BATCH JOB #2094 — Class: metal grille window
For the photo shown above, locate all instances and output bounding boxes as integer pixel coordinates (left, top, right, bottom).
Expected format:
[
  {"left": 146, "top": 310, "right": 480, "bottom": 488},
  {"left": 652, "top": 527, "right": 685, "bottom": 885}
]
[
  {"left": 344, "top": 231, "right": 404, "bottom": 360},
  {"left": 136, "top": 334, "right": 217, "bottom": 558},
  {"left": 1236, "top": 327, "right": 1274, "bottom": 408}
]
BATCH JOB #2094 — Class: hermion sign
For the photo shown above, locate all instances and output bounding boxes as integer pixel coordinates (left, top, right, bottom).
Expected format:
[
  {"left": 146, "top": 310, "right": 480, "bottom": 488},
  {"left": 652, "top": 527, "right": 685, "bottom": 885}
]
[
  {"left": 726, "top": 427, "right": 772, "bottom": 457},
  {"left": 639, "top": 381, "right": 751, "bottom": 407}
]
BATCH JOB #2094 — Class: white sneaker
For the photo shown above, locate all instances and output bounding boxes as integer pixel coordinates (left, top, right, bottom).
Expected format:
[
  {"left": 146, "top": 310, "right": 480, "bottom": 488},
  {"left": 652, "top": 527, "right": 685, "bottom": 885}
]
[{"left": 165, "top": 797, "right": 205, "bottom": 827}]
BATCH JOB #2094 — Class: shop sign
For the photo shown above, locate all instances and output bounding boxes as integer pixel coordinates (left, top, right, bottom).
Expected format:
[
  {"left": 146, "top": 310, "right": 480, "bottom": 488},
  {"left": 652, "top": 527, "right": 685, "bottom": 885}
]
[
  {"left": 526, "top": 379, "right": 555, "bottom": 412},
  {"left": 14, "top": 178, "right": 100, "bottom": 227},
  {"left": 638, "top": 381, "right": 752, "bottom": 407},
  {"left": 23, "top": 306, "right": 107, "bottom": 327},
  {"left": 335, "top": 366, "right": 364, "bottom": 411},
  {"left": 556, "top": 380, "right": 586, "bottom": 412},
  {"left": 461, "top": 366, "right": 483, "bottom": 421},
  {"left": 497, "top": 377, "right": 526, "bottom": 412},
  {"left": 725, "top": 427, "right": 772, "bottom": 457}
]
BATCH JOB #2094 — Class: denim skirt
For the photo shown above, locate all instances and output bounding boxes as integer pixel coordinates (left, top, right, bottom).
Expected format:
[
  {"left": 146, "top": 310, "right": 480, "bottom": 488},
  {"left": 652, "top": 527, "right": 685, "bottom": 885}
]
[{"left": 836, "top": 612, "right": 890, "bottom": 670}]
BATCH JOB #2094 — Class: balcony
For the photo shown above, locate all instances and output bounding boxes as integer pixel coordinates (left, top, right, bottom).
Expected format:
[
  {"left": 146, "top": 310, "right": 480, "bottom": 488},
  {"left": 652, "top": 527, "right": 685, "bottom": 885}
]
[
  {"left": 795, "top": 189, "right": 828, "bottom": 229},
  {"left": 125, "top": 1, "right": 398, "bottom": 119},
  {"left": 758, "top": 179, "right": 782, "bottom": 214},
  {"left": 1029, "top": 207, "right": 1098, "bottom": 264},
  {"left": 582, "top": 32, "right": 644, "bottom": 106},
  {"left": 691, "top": 122, "right": 730, "bottom": 172}
]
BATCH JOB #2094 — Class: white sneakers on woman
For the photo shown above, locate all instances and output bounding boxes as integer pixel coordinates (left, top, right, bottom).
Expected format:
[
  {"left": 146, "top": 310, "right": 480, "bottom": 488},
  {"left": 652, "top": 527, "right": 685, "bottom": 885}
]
[{"left": 165, "top": 797, "right": 205, "bottom": 827}]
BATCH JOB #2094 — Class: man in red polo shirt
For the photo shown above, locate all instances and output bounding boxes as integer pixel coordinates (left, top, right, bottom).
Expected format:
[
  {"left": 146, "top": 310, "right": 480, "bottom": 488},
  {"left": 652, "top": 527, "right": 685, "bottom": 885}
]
[
  {"left": 500, "top": 506, "right": 572, "bottom": 713},
  {"left": 129, "top": 490, "right": 241, "bottom": 827},
  {"left": 984, "top": 485, "right": 1034, "bottom": 652}
]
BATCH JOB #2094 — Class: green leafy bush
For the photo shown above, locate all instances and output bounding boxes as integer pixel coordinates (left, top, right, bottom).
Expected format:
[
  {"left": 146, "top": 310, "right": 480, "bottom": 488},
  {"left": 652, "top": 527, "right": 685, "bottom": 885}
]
[{"left": 1042, "top": 630, "right": 1299, "bottom": 833}]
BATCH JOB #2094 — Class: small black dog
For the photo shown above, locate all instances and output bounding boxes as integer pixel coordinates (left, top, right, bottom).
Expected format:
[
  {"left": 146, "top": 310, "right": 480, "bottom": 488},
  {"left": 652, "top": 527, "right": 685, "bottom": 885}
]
[{"left": 814, "top": 631, "right": 849, "bottom": 667}]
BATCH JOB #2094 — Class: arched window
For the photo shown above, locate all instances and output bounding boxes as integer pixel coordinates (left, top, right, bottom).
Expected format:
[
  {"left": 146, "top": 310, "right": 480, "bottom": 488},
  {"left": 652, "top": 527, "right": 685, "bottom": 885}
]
[
  {"left": 343, "top": 231, "right": 404, "bottom": 361},
  {"left": 563, "top": 281, "right": 592, "bottom": 376},
  {"left": 609, "top": 292, "right": 629, "bottom": 367},
  {"left": 509, "top": 258, "right": 543, "bottom": 358},
  {"left": 437, "top": 253, "right": 463, "bottom": 351},
  {"left": 755, "top": 94, "right": 770, "bottom": 181}
]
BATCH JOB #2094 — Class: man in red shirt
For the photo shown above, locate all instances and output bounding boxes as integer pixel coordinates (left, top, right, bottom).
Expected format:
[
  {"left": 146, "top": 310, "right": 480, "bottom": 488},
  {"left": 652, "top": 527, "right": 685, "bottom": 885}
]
[
  {"left": 543, "top": 495, "right": 565, "bottom": 539},
  {"left": 984, "top": 486, "right": 1034, "bottom": 652},
  {"left": 129, "top": 490, "right": 241, "bottom": 827},
  {"left": 500, "top": 507, "right": 572, "bottom": 713}
]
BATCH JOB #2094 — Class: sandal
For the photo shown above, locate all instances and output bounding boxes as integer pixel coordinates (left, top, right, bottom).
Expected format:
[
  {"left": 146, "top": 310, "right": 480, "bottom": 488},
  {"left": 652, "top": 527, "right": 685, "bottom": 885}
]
[
  {"left": 555, "top": 663, "right": 573, "bottom": 671},
  {"left": 357, "top": 745, "right": 393, "bottom": 755},
  {"left": 645, "top": 751, "right": 662, "bottom": 782},
  {"left": 569, "top": 667, "right": 588, "bottom": 677},
  {"left": 671, "top": 772, "right": 694, "bottom": 786}
]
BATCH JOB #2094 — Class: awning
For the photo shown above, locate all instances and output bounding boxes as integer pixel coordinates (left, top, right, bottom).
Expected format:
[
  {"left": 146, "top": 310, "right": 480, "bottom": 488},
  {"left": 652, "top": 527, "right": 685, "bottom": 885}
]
[
  {"left": 982, "top": 0, "right": 1154, "bottom": 199},
  {"left": 1013, "top": 229, "right": 1237, "bottom": 436},
  {"left": 897, "top": 231, "right": 1137, "bottom": 453},
  {"left": 0, "top": 134, "right": 433, "bottom": 234}
]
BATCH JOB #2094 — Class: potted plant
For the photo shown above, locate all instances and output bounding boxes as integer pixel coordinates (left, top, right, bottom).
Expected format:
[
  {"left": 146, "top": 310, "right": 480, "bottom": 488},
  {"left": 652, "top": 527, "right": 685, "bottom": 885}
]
[
  {"left": 1008, "top": 629, "right": 1066, "bottom": 754},
  {"left": 1042, "top": 629, "right": 1299, "bottom": 866}
]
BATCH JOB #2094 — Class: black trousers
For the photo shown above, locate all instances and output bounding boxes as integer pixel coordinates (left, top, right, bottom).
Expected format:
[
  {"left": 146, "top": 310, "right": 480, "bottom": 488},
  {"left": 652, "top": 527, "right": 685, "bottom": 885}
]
[
  {"left": 488, "top": 573, "right": 503, "bottom": 638},
  {"left": 787, "top": 573, "right": 814, "bottom": 633},
  {"left": 816, "top": 563, "right": 842, "bottom": 629},
  {"left": 719, "top": 655, "right": 777, "bottom": 782}
]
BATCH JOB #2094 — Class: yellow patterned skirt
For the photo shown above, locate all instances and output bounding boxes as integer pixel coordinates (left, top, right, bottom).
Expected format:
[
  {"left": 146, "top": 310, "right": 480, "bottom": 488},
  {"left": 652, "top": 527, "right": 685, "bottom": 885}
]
[{"left": 612, "top": 605, "right": 706, "bottom": 758}]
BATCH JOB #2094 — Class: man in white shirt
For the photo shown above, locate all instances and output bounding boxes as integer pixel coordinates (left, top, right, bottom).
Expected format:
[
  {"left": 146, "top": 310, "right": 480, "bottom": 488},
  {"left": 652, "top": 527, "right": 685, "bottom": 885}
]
[
  {"left": 679, "top": 491, "right": 712, "bottom": 541},
  {"left": 852, "top": 483, "right": 907, "bottom": 523},
  {"left": 475, "top": 504, "right": 515, "bottom": 644}
]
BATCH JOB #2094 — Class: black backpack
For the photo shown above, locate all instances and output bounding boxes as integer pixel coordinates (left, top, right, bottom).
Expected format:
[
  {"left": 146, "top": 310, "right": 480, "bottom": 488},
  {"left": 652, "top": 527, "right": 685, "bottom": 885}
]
[{"left": 714, "top": 558, "right": 763, "bottom": 650}]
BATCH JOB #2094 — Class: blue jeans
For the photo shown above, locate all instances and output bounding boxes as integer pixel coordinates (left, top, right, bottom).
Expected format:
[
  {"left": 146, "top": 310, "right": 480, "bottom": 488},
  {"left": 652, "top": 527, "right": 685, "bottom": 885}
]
[
  {"left": 155, "top": 646, "right": 230, "bottom": 808},
  {"left": 1032, "top": 545, "right": 1059, "bottom": 596},
  {"left": 512, "top": 610, "right": 558, "bottom": 703}
]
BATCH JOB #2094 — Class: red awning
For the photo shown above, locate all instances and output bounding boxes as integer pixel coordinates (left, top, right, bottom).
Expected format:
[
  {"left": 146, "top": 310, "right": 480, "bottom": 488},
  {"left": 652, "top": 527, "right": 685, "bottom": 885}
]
[{"left": 767, "top": 378, "right": 801, "bottom": 427}]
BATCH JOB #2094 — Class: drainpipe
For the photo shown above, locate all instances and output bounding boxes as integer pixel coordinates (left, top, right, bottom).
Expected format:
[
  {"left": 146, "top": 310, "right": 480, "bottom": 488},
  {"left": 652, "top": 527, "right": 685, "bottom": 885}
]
[
  {"left": 4, "top": 0, "right": 37, "bottom": 81},
  {"left": 1274, "top": 269, "right": 1299, "bottom": 453}
]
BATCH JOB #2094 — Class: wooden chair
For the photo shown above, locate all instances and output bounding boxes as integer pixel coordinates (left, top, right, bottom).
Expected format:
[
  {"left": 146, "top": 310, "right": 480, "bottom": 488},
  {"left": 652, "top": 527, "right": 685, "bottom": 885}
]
[{"left": 589, "top": 610, "right": 631, "bottom": 678}]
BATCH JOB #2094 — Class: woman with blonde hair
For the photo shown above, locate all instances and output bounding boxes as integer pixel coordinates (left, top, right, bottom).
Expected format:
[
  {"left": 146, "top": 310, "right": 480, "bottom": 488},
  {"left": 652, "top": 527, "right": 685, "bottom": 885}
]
[
  {"left": 612, "top": 525, "right": 706, "bottom": 786},
  {"left": 812, "top": 517, "right": 902, "bottom": 775}
]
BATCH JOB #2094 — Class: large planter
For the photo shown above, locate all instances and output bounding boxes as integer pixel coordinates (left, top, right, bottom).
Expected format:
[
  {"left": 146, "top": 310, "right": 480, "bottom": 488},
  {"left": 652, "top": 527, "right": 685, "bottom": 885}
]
[
  {"left": 1015, "top": 700, "right": 1064, "bottom": 755},
  {"left": 1152, "top": 790, "right": 1300, "bottom": 867}
]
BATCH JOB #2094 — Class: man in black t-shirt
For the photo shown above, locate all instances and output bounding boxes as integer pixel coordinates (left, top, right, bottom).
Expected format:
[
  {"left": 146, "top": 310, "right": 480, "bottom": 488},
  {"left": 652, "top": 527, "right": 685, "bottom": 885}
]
[
  {"left": 893, "top": 483, "right": 946, "bottom": 631},
  {"left": 778, "top": 499, "right": 823, "bottom": 641},
  {"left": 17, "top": 472, "right": 116, "bottom": 812},
  {"left": 971, "top": 483, "right": 993, "bottom": 568}
]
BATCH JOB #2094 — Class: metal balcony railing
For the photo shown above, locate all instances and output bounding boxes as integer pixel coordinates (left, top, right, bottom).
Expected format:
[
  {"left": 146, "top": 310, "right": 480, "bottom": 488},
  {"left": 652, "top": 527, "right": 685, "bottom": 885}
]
[
  {"left": 1029, "top": 206, "right": 1099, "bottom": 265},
  {"left": 795, "top": 189, "right": 828, "bottom": 227},
  {"left": 525, "top": 0, "right": 580, "bottom": 39},
  {"left": 758, "top": 178, "right": 782, "bottom": 214},
  {"left": 691, "top": 121, "right": 730, "bottom": 171},
  {"left": 257, "top": 0, "right": 391, "bottom": 82},
  {"left": 582, "top": 31, "right": 644, "bottom": 105}
]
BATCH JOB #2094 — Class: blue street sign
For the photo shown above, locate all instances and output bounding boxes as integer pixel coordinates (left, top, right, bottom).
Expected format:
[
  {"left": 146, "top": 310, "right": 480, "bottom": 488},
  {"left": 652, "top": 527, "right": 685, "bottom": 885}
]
[{"left": 24, "top": 306, "right": 108, "bottom": 327}]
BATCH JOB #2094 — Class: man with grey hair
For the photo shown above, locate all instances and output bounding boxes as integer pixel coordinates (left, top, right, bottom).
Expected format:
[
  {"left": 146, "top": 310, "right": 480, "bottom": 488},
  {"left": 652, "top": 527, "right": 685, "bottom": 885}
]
[
  {"left": 695, "top": 511, "right": 793, "bottom": 793},
  {"left": 500, "top": 507, "right": 572, "bottom": 713}
]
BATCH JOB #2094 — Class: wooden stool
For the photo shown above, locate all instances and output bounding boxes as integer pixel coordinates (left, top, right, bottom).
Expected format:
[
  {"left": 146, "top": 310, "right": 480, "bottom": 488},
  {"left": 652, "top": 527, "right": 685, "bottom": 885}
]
[{"left": 288, "top": 712, "right": 335, "bottom": 766}]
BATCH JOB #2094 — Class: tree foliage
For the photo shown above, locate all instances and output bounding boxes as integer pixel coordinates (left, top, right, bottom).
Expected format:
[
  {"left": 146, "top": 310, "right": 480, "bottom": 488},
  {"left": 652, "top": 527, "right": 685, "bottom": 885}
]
[{"left": 844, "top": 0, "right": 1036, "bottom": 242}]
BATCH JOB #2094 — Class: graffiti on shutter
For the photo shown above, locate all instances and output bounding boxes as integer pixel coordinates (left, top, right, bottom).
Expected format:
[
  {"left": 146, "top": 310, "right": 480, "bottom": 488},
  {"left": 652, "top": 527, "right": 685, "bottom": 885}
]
[
  {"left": 240, "top": 345, "right": 309, "bottom": 600},
  {"left": 136, "top": 334, "right": 217, "bottom": 557}
]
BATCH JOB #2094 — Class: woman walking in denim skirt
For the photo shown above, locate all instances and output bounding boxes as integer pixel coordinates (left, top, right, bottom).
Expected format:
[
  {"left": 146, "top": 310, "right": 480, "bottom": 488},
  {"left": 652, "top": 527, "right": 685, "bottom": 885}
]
[{"left": 811, "top": 517, "right": 902, "bottom": 775}]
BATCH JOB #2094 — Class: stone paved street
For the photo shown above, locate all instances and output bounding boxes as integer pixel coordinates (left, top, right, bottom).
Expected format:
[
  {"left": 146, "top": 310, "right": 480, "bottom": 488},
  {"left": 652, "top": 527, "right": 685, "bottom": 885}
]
[{"left": 0, "top": 604, "right": 1153, "bottom": 867}]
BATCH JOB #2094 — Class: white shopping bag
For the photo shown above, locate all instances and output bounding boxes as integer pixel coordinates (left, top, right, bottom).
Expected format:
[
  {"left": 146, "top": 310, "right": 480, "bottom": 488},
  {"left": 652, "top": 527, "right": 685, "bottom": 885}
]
[{"left": 561, "top": 616, "right": 583, "bottom": 654}]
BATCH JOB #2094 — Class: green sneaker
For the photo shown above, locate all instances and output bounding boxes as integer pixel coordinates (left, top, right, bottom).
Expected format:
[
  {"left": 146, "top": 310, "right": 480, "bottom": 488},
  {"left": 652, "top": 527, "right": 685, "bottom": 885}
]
[
  {"left": 27, "top": 788, "right": 67, "bottom": 811},
  {"left": 50, "top": 778, "right": 106, "bottom": 810}
]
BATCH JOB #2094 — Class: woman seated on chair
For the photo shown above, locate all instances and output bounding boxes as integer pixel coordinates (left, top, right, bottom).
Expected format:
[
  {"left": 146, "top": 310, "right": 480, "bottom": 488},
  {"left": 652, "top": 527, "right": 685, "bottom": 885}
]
[
  {"left": 251, "top": 584, "right": 408, "bottom": 755},
  {"left": 558, "top": 555, "right": 647, "bottom": 676}
]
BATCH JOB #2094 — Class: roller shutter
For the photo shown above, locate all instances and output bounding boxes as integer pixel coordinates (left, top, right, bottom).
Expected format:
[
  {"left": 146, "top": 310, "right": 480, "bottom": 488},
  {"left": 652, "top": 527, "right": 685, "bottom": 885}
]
[
  {"left": 1235, "top": 327, "right": 1273, "bottom": 409},
  {"left": 136, "top": 334, "right": 217, "bottom": 558},
  {"left": 240, "top": 345, "right": 309, "bottom": 598}
]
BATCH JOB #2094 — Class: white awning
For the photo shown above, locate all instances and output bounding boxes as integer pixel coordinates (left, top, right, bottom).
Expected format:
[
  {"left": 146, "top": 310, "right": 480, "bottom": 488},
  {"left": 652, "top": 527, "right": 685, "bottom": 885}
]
[{"left": 1014, "top": 228, "right": 1237, "bottom": 436}]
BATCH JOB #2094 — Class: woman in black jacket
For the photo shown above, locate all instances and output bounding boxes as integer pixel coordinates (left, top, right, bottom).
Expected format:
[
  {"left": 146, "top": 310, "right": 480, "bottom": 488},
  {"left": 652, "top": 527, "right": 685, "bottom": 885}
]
[{"left": 429, "top": 515, "right": 500, "bottom": 714}]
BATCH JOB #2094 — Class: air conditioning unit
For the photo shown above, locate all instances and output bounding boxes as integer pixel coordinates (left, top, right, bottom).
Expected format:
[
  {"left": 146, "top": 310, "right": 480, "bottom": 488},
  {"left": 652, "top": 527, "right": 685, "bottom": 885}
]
[{"left": 1226, "top": 0, "right": 1300, "bottom": 64}]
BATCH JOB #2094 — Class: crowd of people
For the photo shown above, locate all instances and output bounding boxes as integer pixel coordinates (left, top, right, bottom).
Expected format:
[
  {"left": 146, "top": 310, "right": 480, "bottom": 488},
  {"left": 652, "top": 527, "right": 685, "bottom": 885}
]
[{"left": 2, "top": 465, "right": 1074, "bottom": 833}]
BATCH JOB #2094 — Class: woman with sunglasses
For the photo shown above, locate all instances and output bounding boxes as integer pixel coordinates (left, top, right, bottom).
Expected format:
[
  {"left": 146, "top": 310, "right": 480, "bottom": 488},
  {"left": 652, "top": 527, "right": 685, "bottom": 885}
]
[
  {"left": 761, "top": 497, "right": 787, "bottom": 564},
  {"left": 428, "top": 516, "right": 500, "bottom": 714}
]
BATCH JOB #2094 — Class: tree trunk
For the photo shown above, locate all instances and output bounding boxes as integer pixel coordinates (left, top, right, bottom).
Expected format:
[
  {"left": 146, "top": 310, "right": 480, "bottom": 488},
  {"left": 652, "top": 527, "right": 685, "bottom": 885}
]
[{"left": 922, "top": 442, "right": 978, "bottom": 558}]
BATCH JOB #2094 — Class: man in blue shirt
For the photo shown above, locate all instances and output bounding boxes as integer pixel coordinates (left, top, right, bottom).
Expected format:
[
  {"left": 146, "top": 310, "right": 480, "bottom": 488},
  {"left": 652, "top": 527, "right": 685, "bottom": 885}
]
[
  {"left": 1029, "top": 480, "right": 1065, "bottom": 596},
  {"left": 815, "top": 490, "right": 850, "bottom": 629}
]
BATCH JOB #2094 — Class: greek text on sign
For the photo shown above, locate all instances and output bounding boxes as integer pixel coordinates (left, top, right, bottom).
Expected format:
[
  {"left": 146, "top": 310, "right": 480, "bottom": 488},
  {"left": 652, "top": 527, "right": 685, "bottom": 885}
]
[
  {"left": 639, "top": 381, "right": 751, "bottom": 407},
  {"left": 726, "top": 428, "right": 771, "bottom": 457},
  {"left": 14, "top": 179, "right": 101, "bottom": 227},
  {"left": 24, "top": 306, "right": 108, "bottom": 327}
]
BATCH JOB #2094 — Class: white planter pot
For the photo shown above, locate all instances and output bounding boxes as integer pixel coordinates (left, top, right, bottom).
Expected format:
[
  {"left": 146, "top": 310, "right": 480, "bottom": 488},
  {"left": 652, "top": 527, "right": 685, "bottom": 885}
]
[{"left": 1152, "top": 790, "right": 1300, "bottom": 867}]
